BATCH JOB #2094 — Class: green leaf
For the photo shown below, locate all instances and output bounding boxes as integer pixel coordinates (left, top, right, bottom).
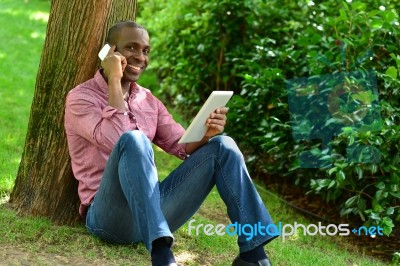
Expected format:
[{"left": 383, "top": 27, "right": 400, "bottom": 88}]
[
  {"left": 351, "top": 91, "right": 377, "bottom": 104},
  {"left": 328, "top": 167, "right": 338, "bottom": 176},
  {"left": 355, "top": 165, "right": 363, "bottom": 180},
  {"left": 391, "top": 173, "right": 399, "bottom": 184},
  {"left": 357, "top": 198, "right": 366, "bottom": 212},
  {"left": 383, "top": 217, "right": 394, "bottom": 227},
  {"left": 389, "top": 53, "right": 400, "bottom": 69},
  {"left": 382, "top": 225, "right": 393, "bottom": 236},
  {"left": 328, "top": 179, "right": 336, "bottom": 189},
  {"left": 389, "top": 192, "right": 400, "bottom": 199},
  {"left": 376, "top": 182, "right": 385, "bottom": 190},
  {"left": 386, "top": 207, "right": 395, "bottom": 215},
  {"left": 339, "top": 9, "right": 348, "bottom": 21},
  {"left": 341, "top": 1, "right": 350, "bottom": 12},
  {"left": 367, "top": 10, "right": 380, "bottom": 18},
  {"left": 371, "top": 19, "right": 383, "bottom": 29},
  {"left": 386, "top": 66, "right": 398, "bottom": 79},
  {"left": 371, "top": 164, "right": 378, "bottom": 174},
  {"left": 352, "top": 2, "right": 366, "bottom": 11},
  {"left": 319, "top": 178, "right": 332, "bottom": 187},
  {"left": 349, "top": 134, "right": 355, "bottom": 145},
  {"left": 384, "top": 10, "right": 397, "bottom": 23},
  {"left": 341, "top": 126, "right": 354, "bottom": 134},
  {"left": 369, "top": 211, "right": 381, "bottom": 220},
  {"left": 345, "top": 195, "right": 358, "bottom": 208},
  {"left": 336, "top": 170, "right": 346, "bottom": 183},
  {"left": 244, "top": 74, "right": 254, "bottom": 81},
  {"left": 372, "top": 196, "right": 383, "bottom": 211},
  {"left": 382, "top": 217, "right": 394, "bottom": 236},
  {"left": 358, "top": 210, "right": 366, "bottom": 221}
]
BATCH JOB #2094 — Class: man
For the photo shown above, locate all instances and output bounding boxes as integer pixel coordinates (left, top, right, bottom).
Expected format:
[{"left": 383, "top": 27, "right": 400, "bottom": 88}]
[{"left": 64, "top": 20, "right": 275, "bottom": 266}]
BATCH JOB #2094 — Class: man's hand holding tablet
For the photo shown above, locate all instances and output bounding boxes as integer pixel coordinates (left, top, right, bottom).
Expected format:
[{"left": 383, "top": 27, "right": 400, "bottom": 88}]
[{"left": 179, "top": 91, "right": 233, "bottom": 144}]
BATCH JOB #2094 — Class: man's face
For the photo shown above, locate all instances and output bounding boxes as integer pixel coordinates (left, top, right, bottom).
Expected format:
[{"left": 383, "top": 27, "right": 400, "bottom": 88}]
[{"left": 114, "top": 27, "right": 150, "bottom": 83}]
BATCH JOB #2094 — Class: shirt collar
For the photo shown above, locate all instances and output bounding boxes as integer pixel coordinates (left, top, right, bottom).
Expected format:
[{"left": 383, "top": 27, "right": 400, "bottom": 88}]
[{"left": 130, "top": 81, "right": 140, "bottom": 93}]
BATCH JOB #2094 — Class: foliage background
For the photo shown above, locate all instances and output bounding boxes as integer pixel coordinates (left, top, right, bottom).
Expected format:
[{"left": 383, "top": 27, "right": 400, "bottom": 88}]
[
  {"left": 137, "top": 0, "right": 400, "bottom": 236},
  {"left": 0, "top": 0, "right": 395, "bottom": 264}
]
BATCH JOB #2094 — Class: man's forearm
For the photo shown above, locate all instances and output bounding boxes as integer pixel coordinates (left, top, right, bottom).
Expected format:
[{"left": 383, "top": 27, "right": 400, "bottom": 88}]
[
  {"left": 185, "top": 136, "right": 211, "bottom": 155},
  {"left": 108, "top": 78, "right": 127, "bottom": 111}
]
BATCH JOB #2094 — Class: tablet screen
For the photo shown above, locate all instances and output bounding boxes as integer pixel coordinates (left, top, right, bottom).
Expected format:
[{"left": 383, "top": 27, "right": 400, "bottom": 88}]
[{"left": 178, "top": 91, "right": 233, "bottom": 144}]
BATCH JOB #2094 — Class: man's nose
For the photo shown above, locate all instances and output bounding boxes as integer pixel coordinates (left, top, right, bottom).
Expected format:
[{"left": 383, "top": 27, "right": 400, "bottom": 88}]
[{"left": 133, "top": 50, "right": 145, "bottom": 61}]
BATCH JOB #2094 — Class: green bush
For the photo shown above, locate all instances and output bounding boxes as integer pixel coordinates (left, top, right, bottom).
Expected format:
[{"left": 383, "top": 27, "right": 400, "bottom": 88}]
[{"left": 138, "top": 0, "right": 400, "bottom": 236}]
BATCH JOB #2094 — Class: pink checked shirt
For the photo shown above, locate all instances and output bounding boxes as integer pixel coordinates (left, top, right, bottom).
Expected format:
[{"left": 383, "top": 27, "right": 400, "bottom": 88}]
[{"left": 64, "top": 70, "right": 187, "bottom": 216}]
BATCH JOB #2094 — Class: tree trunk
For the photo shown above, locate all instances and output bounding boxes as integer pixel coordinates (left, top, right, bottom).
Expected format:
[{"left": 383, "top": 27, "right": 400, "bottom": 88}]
[{"left": 9, "top": 0, "right": 137, "bottom": 225}]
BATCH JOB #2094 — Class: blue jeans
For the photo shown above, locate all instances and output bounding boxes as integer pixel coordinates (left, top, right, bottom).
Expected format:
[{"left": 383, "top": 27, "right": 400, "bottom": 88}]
[{"left": 86, "top": 131, "right": 275, "bottom": 252}]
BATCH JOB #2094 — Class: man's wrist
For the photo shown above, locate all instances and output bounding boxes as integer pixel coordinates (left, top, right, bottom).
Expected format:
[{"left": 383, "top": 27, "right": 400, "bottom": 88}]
[
  {"left": 202, "top": 135, "right": 211, "bottom": 143},
  {"left": 108, "top": 77, "right": 122, "bottom": 88}
]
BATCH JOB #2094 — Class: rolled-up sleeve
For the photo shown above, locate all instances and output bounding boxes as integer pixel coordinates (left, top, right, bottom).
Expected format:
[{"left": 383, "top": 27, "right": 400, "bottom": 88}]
[
  {"left": 153, "top": 99, "right": 188, "bottom": 159},
  {"left": 65, "top": 90, "right": 131, "bottom": 154}
]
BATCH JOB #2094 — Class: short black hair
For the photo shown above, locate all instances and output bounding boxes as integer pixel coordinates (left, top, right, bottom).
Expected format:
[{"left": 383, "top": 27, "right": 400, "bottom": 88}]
[{"left": 105, "top": 20, "right": 147, "bottom": 44}]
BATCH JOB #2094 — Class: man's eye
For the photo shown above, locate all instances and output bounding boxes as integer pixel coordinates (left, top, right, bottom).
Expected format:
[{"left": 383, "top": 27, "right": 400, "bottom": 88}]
[{"left": 143, "top": 49, "right": 150, "bottom": 55}]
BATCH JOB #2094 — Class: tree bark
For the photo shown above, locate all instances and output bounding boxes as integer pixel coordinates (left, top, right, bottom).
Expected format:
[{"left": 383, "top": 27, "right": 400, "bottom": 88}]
[{"left": 9, "top": 0, "right": 137, "bottom": 225}]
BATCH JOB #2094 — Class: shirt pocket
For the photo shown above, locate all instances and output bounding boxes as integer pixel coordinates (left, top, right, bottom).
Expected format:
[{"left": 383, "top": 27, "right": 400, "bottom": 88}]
[{"left": 137, "top": 105, "right": 158, "bottom": 140}]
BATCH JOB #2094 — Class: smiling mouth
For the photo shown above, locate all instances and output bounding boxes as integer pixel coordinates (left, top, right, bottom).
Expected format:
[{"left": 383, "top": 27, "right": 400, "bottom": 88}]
[{"left": 127, "top": 64, "right": 142, "bottom": 72}]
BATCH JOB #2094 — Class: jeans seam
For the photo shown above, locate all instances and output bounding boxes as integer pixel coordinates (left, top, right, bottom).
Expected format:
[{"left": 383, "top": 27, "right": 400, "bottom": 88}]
[
  {"left": 215, "top": 157, "right": 249, "bottom": 225},
  {"left": 119, "top": 136, "right": 150, "bottom": 220},
  {"left": 86, "top": 224, "right": 130, "bottom": 244},
  {"left": 118, "top": 133, "right": 155, "bottom": 249}
]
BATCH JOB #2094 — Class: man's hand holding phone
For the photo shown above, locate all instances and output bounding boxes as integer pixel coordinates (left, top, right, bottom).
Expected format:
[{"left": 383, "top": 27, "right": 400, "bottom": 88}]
[
  {"left": 100, "top": 44, "right": 127, "bottom": 81},
  {"left": 98, "top": 44, "right": 128, "bottom": 111}
]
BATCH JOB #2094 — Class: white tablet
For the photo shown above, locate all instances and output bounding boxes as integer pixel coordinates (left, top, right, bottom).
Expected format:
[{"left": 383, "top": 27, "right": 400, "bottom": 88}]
[{"left": 178, "top": 91, "right": 234, "bottom": 144}]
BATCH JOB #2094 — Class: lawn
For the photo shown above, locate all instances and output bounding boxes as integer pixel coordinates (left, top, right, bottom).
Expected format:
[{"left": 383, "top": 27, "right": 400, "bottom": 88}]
[
  {"left": 0, "top": 0, "right": 394, "bottom": 265},
  {"left": 0, "top": 0, "right": 50, "bottom": 194}
]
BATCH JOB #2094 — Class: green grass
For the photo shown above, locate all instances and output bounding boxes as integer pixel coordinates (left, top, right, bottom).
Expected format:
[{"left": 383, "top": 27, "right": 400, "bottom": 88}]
[
  {"left": 0, "top": 0, "right": 395, "bottom": 265},
  {"left": 0, "top": 0, "right": 49, "bottom": 194}
]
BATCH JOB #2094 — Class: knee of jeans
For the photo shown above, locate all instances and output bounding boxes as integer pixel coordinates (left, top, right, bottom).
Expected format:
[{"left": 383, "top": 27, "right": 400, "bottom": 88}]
[
  {"left": 210, "top": 135, "right": 242, "bottom": 156},
  {"left": 119, "top": 130, "right": 151, "bottom": 152}
]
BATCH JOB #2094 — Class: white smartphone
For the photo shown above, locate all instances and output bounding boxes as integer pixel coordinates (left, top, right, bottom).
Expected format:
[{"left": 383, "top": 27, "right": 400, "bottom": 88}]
[
  {"left": 178, "top": 91, "right": 234, "bottom": 144},
  {"left": 98, "top": 43, "right": 111, "bottom": 61}
]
